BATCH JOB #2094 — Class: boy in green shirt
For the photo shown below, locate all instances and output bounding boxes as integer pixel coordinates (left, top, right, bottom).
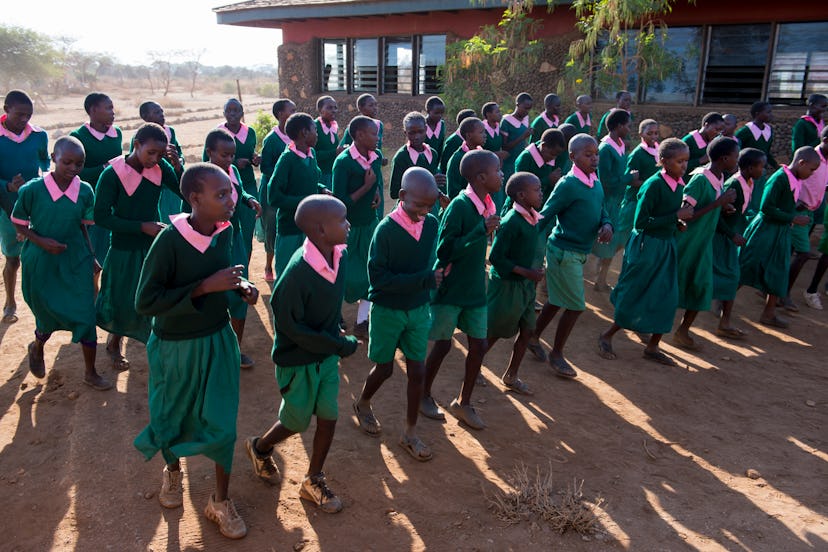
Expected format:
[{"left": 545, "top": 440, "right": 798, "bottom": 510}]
[
  {"left": 446, "top": 117, "right": 486, "bottom": 199},
  {"left": 440, "top": 108, "right": 477, "bottom": 175},
  {"left": 597, "top": 90, "right": 633, "bottom": 138},
  {"left": 563, "top": 95, "right": 593, "bottom": 136},
  {"left": 389, "top": 112, "right": 448, "bottom": 215}
]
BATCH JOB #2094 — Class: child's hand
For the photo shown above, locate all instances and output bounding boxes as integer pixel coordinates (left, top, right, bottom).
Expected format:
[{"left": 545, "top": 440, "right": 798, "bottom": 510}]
[
  {"left": 677, "top": 205, "right": 694, "bottom": 221},
  {"left": 438, "top": 193, "right": 450, "bottom": 209},
  {"left": 371, "top": 190, "right": 381, "bottom": 209},
  {"left": 676, "top": 220, "right": 688, "bottom": 232},
  {"left": 381, "top": 157, "right": 389, "bottom": 167},
  {"left": 723, "top": 203, "right": 737, "bottom": 215},
  {"left": 520, "top": 267, "right": 544, "bottom": 283},
  {"left": 629, "top": 170, "right": 641, "bottom": 186},
  {"left": 40, "top": 237, "right": 67, "bottom": 255},
  {"left": 597, "top": 223, "right": 614, "bottom": 244},
  {"left": 484, "top": 215, "right": 500, "bottom": 235},
  {"left": 200, "top": 265, "right": 246, "bottom": 293},
  {"left": 717, "top": 188, "right": 737, "bottom": 206},
  {"left": 434, "top": 267, "right": 445, "bottom": 287},
  {"left": 248, "top": 198, "right": 262, "bottom": 218},
  {"left": 251, "top": 153, "right": 261, "bottom": 167},
  {"left": 364, "top": 168, "right": 377, "bottom": 188},
  {"left": 435, "top": 173, "right": 447, "bottom": 187},
  {"left": 793, "top": 215, "right": 811, "bottom": 226},
  {"left": 239, "top": 280, "right": 259, "bottom": 305},
  {"left": 549, "top": 168, "right": 562, "bottom": 185},
  {"left": 236, "top": 158, "right": 251, "bottom": 169},
  {"left": 495, "top": 150, "right": 509, "bottom": 161},
  {"left": 141, "top": 221, "right": 166, "bottom": 237},
  {"left": 336, "top": 146, "right": 345, "bottom": 154},
  {"left": 732, "top": 234, "right": 747, "bottom": 246},
  {"left": 8, "top": 174, "right": 25, "bottom": 193}
]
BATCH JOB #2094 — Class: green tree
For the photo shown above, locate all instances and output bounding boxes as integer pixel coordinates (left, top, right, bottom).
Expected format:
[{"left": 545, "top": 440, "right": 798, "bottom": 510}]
[
  {"left": 0, "top": 25, "right": 60, "bottom": 89},
  {"left": 251, "top": 110, "right": 276, "bottom": 151}
]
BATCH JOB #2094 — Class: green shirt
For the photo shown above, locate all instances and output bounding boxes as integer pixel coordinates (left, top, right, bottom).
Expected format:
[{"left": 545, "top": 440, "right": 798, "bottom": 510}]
[
  {"left": 682, "top": 131, "right": 708, "bottom": 177},
  {"left": 791, "top": 117, "right": 820, "bottom": 153},
  {"left": 367, "top": 214, "right": 438, "bottom": 309},
  {"left": 489, "top": 209, "right": 539, "bottom": 279},
  {"left": 271, "top": 246, "right": 359, "bottom": 365},
  {"left": 433, "top": 193, "right": 489, "bottom": 307},
  {"left": 734, "top": 124, "right": 778, "bottom": 168},
  {"left": 446, "top": 145, "right": 473, "bottom": 199},
  {"left": 69, "top": 125, "right": 124, "bottom": 190},
  {"left": 716, "top": 175, "right": 752, "bottom": 239},
  {"left": 260, "top": 127, "right": 288, "bottom": 184},
  {"left": 332, "top": 147, "right": 384, "bottom": 226},
  {"left": 202, "top": 124, "right": 258, "bottom": 196},
  {"left": 389, "top": 144, "right": 440, "bottom": 199},
  {"left": 539, "top": 172, "right": 610, "bottom": 253},
  {"left": 633, "top": 173, "right": 684, "bottom": 239},
  {"left": 530, "top": 113, "right": 558, "bottom": 142},
  {"left": 483, "top": 125, "right": 503, "bottom": 154},
  {"left": 563, "top": 112, "right": 591, "bottom": 136},
  {"left": 315, "top": 118, "right": 340, "bottom": 175},
  {"left": 625, "top": 144, "right": 659, "bottom": 183},
  {"left": 598, "top": 140, "right": 634, "bottom": 202},
  {"left": 759, "top": 168, "right": 797, "bottom": 224},
  {"left": 440, "top": 132, "right": 463, "bottom": 174},
  {"left": 268, "top": 148, "right": 325, "bottom": 235},
  {"left": 500, "top": 116, "right": 530, "bottom": 174},
  {"left": 0, "top": 125, "right": 49, "bottom": 215},
  {"left": 424, "top": 121, "right": 446, "bottom": 165}
]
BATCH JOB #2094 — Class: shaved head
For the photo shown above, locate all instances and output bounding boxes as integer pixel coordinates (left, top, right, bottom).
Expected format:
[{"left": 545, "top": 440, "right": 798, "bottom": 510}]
[
  {"left": 295, "top": 194, "right": 347, "bottom": 235},
  {"left": 400, "top": 167, "right": 438, "bottom": 197}
]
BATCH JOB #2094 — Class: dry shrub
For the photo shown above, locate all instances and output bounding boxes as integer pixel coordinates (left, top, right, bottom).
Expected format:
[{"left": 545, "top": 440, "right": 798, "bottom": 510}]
[{"left": 485, "top": 462, "right": 606, "bottom": 535}]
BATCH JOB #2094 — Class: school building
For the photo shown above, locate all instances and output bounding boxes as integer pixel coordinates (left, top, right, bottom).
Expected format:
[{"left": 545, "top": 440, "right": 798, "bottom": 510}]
[{"left": 214, "top": 0, "right": 828, "bottom": 160}]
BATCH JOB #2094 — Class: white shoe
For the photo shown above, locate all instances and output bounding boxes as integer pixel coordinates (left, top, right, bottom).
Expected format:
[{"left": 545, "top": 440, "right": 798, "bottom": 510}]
[
  {"left": 803, "top": 291, "right": 823, "bottom": 310},
  {"left": 159, "top": 466, "right": 183, "bottom": 509}
]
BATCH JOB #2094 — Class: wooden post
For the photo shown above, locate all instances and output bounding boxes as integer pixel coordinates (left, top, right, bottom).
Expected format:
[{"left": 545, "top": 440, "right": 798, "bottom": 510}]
[{"left": 236, "top": 79, "right": 244, "bottom": 121}]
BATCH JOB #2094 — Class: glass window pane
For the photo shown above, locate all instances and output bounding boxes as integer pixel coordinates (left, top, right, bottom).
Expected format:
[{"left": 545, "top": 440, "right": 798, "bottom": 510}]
[
  {"left": 419, "top": 35, "right": 446, "bottom": 95},
  {"left": 353, "top": 38, "right": 378, "bottom": 92},
  {"left": 322, "top": 40, "right": 347, "bottom": 92},
  {"left": 643, "top": 27, "right": 702, "bottom": 104},
  {"left": 384, "top": 38, "right": 413, "bottom": 94},
  {"left": 769, "top": 22, "right": 828, "bottom": 105},
  {"left": 702, "top": 24, "right": 771, "bottom": 104}
]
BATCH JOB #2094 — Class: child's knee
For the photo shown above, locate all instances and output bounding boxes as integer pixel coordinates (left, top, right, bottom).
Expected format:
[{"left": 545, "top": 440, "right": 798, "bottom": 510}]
[{"left": 468, "top": 337, "right": 488, "bottom": 356}]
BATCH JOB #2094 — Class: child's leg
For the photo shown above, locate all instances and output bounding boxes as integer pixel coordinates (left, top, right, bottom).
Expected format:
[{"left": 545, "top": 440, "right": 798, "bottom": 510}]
[
  {"left": 404, "top": 359, "right": 425, "bottom": 436},
  {"left": 673, "top": 310, "right": 700, "bottom": 348},
  {"left": 28, "top": 330, "right": 50, "bottom": 377},
  {"left": 787, "top": 251, "right": 810, "bottom": 298},
  {"left": 595, "top": 257, "right": 613, "bottom": 290},
  {"left": 502, "top": 328, "right": 531, "bottom": 383},
  {"left": 354, "top": 361, "right": 392, "bottom": 435},
  {"left": 105, "top": 333, "right": 129, "bottom": 370},
  {"left": 806, "top": 254, "right": 828, "bottom": 293},
  {"left": 598, "top": 323, "right": 622, "bottom": 359},
  {"left": 255, "top": 421, "right": 296, "bottom": 452},
  {"left": 308, "top": 418, "right": 336, "bottom": 476},
  {"left": 2, "top": 255, "right": 19, "bottom": 320},
  {"left": 230, "top": 317, "right": 253, "bottom": 368},
  {"left": 548, "top": 309, "right": 582, "bottom": 377},
  {"left": 81, "top": 340, "right": 111, "bottom": 390},
  {"left": 459, "top": 336, "right": 487, "bottom": 405},
  {"left": 642, "top": 333, "right": 676, "bottom": 366},
  {"left": 423, "top": 339, "right": 451, "bottom": 399},
  {"left": 759, "top": 294, "right": 784, "bottom": 325},
  {"left": 215, "top": 463, "right": 230, "bottom": 502},
  {"left": 299, "top": 417, "right": 343, "bottom": 514},
  {"left": 719, "top": 300, "right": 735, "bottom": 330},
  {"left": 205, "top": 462, "right": 247, "bottom": 539}
]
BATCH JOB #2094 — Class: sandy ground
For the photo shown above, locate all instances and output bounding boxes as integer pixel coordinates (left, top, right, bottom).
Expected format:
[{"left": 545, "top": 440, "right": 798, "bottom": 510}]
[{"left": 1, "top": 92, "right": 827, "bottom": 551}]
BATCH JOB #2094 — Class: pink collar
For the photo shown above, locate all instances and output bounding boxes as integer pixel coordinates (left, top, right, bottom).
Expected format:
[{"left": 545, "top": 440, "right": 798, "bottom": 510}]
[
  {"left": 226, "top": 167, "right": 239, "bottom": 205},
  {"left": 0, "top": 114, "right": 38, "bottom": 143},
  {"left": 271, "top": 124, "right": 289, "bottom": 145},
  {"left": 746, "top": 121, "right": 771, "bottom": 142},
  {"left": 85, "top": 122, "right": 117, "bottom": 141},
  {"left": 802, "top": 115, "right": 825, "bottom": 134},
  {"left": 220, "top": 122, "right": 249, "bottom": 143},
  {"left": 43, "top": 173, "right": 81, "bottom": 203},
  {"left": 302, "top": 238, "right": 345, "bottom": 284},
  {"left": 783, "top": 165, "right": 802, "bottom": 203},
  {"left": 540, "top": 112, "right": 559, "bottom": 128},
  {"left": 372, "top": 118, "right": 382, "bottom": 131},
  {"left": 685, "top": 168, "right": 724, "bottom": 205},
  {"left": 641, "top": 139, "right": 659, "bottom": 157},
  {"left": 318, "top": 118, "right": 338, "bottom": 143},
  {"left": 162, "top": 125, "right": 172, "bottom": 143},
  {"left": 572, "top": 166, "right": 597, "bottom": 188},
  {"left": 735, "top": 173, "right": 753, "bottom": 214},
  {"left": 170, "top": 213, "right": 231, "bottom": 253},
  {"left": 389, "top": 203, "right": 425, "bottom": 241},
  {"left": 503, "top": 114, "right": 529, "bottom": 128},
  {"left": 463, "top": 184, "right": 496, "bottom": 217},
  {"left": 461, "top": 141, "right": 482, "bottom": 153},
  {"left": 426, "top": 119, "right": 442, "bottom": 139},
  {"left": 348, "top": 143, "right": 378, "bottom": 170},
  {"left": 406, "top": 143, "right": 433, "bottom": 165},
  {"left": 660, "top": 169, "right": 684, "bottom": 192},
  {"left": 527, "top": 143, "right": 554, "bottom": 168},
  {"left": 289, "top": 141, "right": 314, "bottom": 159},
  {"left": 602, "top": 135, "right": 626, "bottom": 157},
  {"left": 453, "top": 129, "right": 462, "bottom": 137},
  {"left": 576, "top": 112, "right": 591, "bottom": 128},
  {"left": 109, "top": 156, "right": 162, "bottom": 196},
  {"left": 690, "top": 130, "right": 707, "bottom": 150},
  {"left": 513, "top": 202, "right": 543, "bottom": 226},
  {"left": 483, "top": 120, "right": 499, "bottom": 138}
]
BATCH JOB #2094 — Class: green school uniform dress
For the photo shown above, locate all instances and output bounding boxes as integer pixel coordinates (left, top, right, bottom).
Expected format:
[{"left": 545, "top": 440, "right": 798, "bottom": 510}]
[
  {"left": 513, "top": 142, "right": 559, "bottom": 262},
  {"left": 389, "top": 144, "right": 441, "bottom": 199},
  {"left": 593, "top": 136, "right": 634, "bottom": 257},
  {"left": 487, "top": 207, "right": 540, "bottom": 338},
  {"left": 315, "top": 118, "right": 340, "bottom": 189},
  {"left": 482, "top": 121, "right": 503, "bottom": 154},
  {"left": 446, "top": 143, "right": 480, "bottom": 200},
  {"left": 712, "top": 174, "right": 753, "bottom": 301},
  {"left": 791, "top": 116, "right": 821, "bottom": 153},
  {"left": 269, "top": 144, "right": 325, "bottom": 279},
  {"left": 134, "top": 216, "right": 240, "bottom": 472},
  {"left": 0, "top": 118, "right": 49, "bottom": 257},
  {"left": 440, "top": 131, "right": 464, "bottom": 175},
  {"left": 597, "top": 109, "right": 633, "bottom": 138},
  {"left": 94, "top": 157, "right": 180, "bottom": 343},
  {"left": 739, "top": 167, "right": 801, "bottom": 297},
  {"left": 682, "top": 130, "right": 709, "bottom": 178},
  {"left": 12, "top": 175, "right": 96, "bottom": 342},
  {"left": 676, "top": 168, "right": 724, "bottom": 311},
  {"left": 563, "top": 112, "right": 592, "bottom": 136},
  {"left": 610, "top": 171, "right": 684, "bottom": 334},
  {"left": 531, "top": 112, "right": 559, "bottom": 142},
  {"left": 500, "top": 113, "right": 531, "bottom": 184},
  {"left": 129, "top": 125, "right": 183, "bottom": 223},
  {"left": 424, "top": 119, "right": 446, "bottom": 168},
  {"left": 735, "top": 123, "right": 778, "bottom": 217},
  {"left": 259, "top": 125, "right": 289, "bottom": 256},
  {"left": 70, "top": 123, "right": 123, "bottom": 264},
  {"left": 333, "top": 145, "right": 383, "bottom": 303}
]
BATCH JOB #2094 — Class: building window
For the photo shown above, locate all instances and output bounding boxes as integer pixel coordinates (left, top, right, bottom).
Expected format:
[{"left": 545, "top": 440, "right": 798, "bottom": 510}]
[
  {"left": 641, "top": 27, "right": 702, "bottom": 104},
  {"left": 322, "top": 40, "right": 347, "bottom": 92},
  {"left": 419, "top": 35, "right": 446, "bottom": 95},
  {"left": 353, "top": 38, "right": 379, "bottom": 92},
  {"left": 384, "top": 37, "right": 414, "bottom": 94},
  {"left": 701, "top": 24, "right": 772, "bottom": 104},
  {"left": 768, "top": 22, "right": 828, "bottom": 105}
]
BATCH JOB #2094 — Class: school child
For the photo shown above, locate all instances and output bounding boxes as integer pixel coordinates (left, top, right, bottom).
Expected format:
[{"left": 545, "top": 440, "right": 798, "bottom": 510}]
[
  {"left": 597, "top": 91, "right": 633, "bottom": 138},
  {"left": 245, "top": 194, "right": 358, "bottom": 514},
  {"left": 722, "top": 114, "right": 739, "bottom": 145},
  {"left": 592, "top": 109, "right": 640, "bottom": 292},
  {"left": 788, "top": 126, "right": 828, "bottom": 310},
  {"left": 0, "top": 90, "right": 49, "bottom": 324},
  {"left": 446, "top": 117, "right": 486, "bottom": 199},
  {"left": 389, "top": 112, "right": 448, "bottom": 214},
  {"left": 671, "top": 137, "right": 739, "bottom": 350},
  {"left": 712, "top": 148, "right": 767, "bottom": 334},
  {"left": 270, "top": 113, "right": 327, "bottom": 280},
  {"left": 332, "top": 116, "right": 383, "bottom": 338},
  {"left": 563, "top": 95, "right": 593, "bottom": 136},
  {"left": 626, "top": 119, "right": 660, "bottom": 183},
  {"left": 204, "top": 98, "right": 260, "bottom": 259},
  {"left": 597, "top": 139, "right": 694, "bottom": 366},
  {"left": 739, "top": 147, "right": 820, "bottom": 328},
  {"left": 340, "top": 93, "right": 385, "bottom": 154},
  {"left": 791, "top": 93, "right": 827, "bottom": 152},
  {"left": 531, "top": 135, "right": 613, "bottom": 377},
  {"left": 554, "top": 123, "right": 578, "bottom": 175},
  {"left": 485, "top": 172, "right": 546, "bottom": 392},
  {"left": 315, "top": 95, "right": 342, "bottom": 190},
  {"left": 259, "top": 99, "right": 296, "bottom": 281},
  {"left": 682, "top": 112, "right": 725, "bottom": 177},
  {"left": 500, "top": 93, "right": 534, "bottom": 183},
  {"left": 95, "top": 123, "right": 181, "bottom": 371},
  {"left": 803, "top": 134, "right": 828, "bottom": 309},
  {"left": 421, "top": 149, "right": 502, "bottom": 430},
  {"left": 531, "top": 94, "right": 562, "bottom": 142},
  {"left": 134, "top": 101, "right": 183, "bottom": 223},
  {"left": 134, "top": 163, "right": 258, "bottom": 539},
  {"left": 481, "top": 102, "right": 508, "bottom": 164},
  {"left": 440, "top": 108, "right": 477, "bottom": 175},
  {"left": 354, "top": 168, "right": 442, "bottom": 460},
  {"left": 70, "top": 93, "right": 122, "bottom": 270},
  {"left": 514, "top": 129, "right": 565, "bottom": 206},
  {"left": 424, "top": 96, "right": 446, "bottom": 164},
  {"left": 203, "top": 129, "right": 262, "bottom": 368},
  {"left": 12, "top": 137, "right": 110, "bottom": 389},
  {"left": 734, "top": 102, "right": 780, "bottom": 216}
]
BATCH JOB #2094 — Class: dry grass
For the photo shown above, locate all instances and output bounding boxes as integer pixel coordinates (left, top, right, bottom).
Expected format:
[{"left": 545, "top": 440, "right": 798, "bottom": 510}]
[{"left": 485, "top": 462, "right": 607, "bottom": 535}]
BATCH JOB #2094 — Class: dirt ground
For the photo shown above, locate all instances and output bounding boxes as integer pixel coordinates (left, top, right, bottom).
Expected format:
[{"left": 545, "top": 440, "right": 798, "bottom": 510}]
[{"left": 1, "top": 92, "right": 827, "bottom": 551}]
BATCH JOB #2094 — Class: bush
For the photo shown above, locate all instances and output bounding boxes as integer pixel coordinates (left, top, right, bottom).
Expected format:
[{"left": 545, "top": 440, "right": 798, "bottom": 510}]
[
  {"left": 256, "top": 82, "right": 279, "bottom": 98},
  {"left": 251, "top": 110, "right": 276, "bottom": 151}
]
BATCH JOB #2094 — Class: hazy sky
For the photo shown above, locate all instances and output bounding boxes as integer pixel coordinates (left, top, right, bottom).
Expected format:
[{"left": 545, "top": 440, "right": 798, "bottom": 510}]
[{"left": 5, "top": 0, "right": 283, "bottom": 67}]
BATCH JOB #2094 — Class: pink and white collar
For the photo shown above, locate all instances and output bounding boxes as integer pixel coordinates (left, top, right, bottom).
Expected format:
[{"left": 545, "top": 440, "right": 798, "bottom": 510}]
[
  {"left": 271, "top": 124, "right": 289, "bottom": 145},
  {"left": 109, "top": 156, "right": 162, "bottom": 196},
  {"left": 601, "top": 135, "right": 626, "bottom": 157},
  {"left": 746, "top": 121, "right": 771, "bottom": 142},
  {"left": 220, "top": 122, "right": 250, "bottom": 144},
  {"left": 463, "top": 184, "right": 496, "bottom": 217},
  {"left": 348, "top": 143, "right": 379, "bottom": 170},
  {"left": 690, "top": 130, "right": 707, "bottom": 150},
  {"left": 0, "top": 114, "right": 39, "bottom": 143},
  {"left": 302, "top": 238, "right": 345, "bottom": 284},
  {"left": 483, "top": 120, "right": 499, "bottom": 138},
  {"left": 640, "top": 139, "right": 659, "bottom": 157},
  {"left": 540, "top": 112, "right": 559, "bottom": 128},
  {"left": 660, "top": 169, "right": 684, "bottom": 192},
  {"left": 527, "top": 143, "right": 555, "bottom": 168},
  {"left": 783, "top": 165, "right": 802, "bottom": 202},
  {"left": 802, "top": 115, "right": 825, "bottom": 134},
  {"left": 503, "top": 114, "right": 529, "bottom": 129},
  {"left": 572, "top": 166, "right": 597, "bottom": 188},
  {"left": 162, "top": 125, "right": 173, "bottom": 143},
  {"left": 289, "top": 141, "right": 314, "bottom": 159},
  {"left": 426, "top": 120, "right": 442, "bottom": 139},
  {"left": 575, "top": 112, "right": 591, "bottom": 128},
  {"left": 406, "top": 143, "right": 433, "bottom": 165},
  {"left": 389, "top": 203, "right": 425, "bottom": 241},
  {"left": 685, "top": 168, "right": 723, "bottom": 205},
  {"left": 171, "top": 213, "right": 231, "bottom": 253},
  {"left": 735, "top": 174, "right": 753, "bottom": 213},
  {"left": 43, "top": 173, "right": 81, "bottom": 203},
  {"left": 513, "top": 202, "right": 543, "bottom": 226},
  {"left": 84, "top": 122, "right": 118, "bottom": 141},
  {"left": 318, "top": 118, "right": 338, "bottom": 143}
]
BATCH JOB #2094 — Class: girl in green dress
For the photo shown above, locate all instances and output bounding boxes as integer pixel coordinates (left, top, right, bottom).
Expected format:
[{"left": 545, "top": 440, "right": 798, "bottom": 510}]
[
  {"left": 424, "top": 96, "right": 446, "bottom": 165},
  {"left": 734, "top": 102, "right": 779, "bottom": 217},
  {"left": 681, "top": 112, "right": 725, "bottom": 178},
  {"left": 134, "top": 101, "right": 184, "bottom": 222},
  {"left": 13, "top": 137, "right": 111, "bottom": 390}
]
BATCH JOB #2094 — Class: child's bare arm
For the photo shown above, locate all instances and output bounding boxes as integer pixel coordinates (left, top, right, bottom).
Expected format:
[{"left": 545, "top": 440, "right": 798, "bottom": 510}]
[{"left": 13, "top": 223, "right": 66, "bottom": 254}]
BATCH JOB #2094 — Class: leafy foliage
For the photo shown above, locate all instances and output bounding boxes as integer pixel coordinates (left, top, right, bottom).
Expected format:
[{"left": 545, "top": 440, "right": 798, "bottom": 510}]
[
  {"left": 250, "top": 110, "right": 276, "bottom": 151},
  {"left": 0, "top": 25, "right": 60, "bottom": 89}
]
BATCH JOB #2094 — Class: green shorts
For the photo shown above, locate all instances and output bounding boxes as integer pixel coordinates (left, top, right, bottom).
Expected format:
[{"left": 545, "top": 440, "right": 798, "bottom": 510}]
[
  {"left": 0, "top": 210, "right": 22, "bottom": 257},
  {"left": 429, "top": 303, "right": 487, "bottom": 341},
  {"left": 791, "top": 210, "right": 814, "bottom": 254},
  {"left": 368, "top": 303, "right": 431, "bottom": 363},
  {"left": 545, "top": 243, "right": 587, "bottom": 311},
  {"left": 276, "top": 355, "right": 339, "bottom": 432},
  {"left": 487, "top": 277, "right": 536, "bottom": 339}
]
